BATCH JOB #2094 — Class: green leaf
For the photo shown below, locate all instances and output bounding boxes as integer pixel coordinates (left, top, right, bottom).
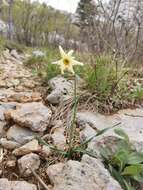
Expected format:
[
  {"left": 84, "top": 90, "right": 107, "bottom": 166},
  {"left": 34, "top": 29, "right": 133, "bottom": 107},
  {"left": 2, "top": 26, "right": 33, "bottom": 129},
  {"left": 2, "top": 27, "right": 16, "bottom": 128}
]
[
  {"left": 73, "top": 147, "right": 97, "bottom": 158},
  {"left": 133, "top": 174, "right": 143, "bottom": 183},
  {"left": 35, "top": 136, "right": 67, "bottom": 155},
  {"left": 114, "top": 128, "right": 129, "bottom": 143},
  {"left": 100, "top": 147, "right": 111, "bottom": 160},
  {"left": 108, "top": 164, "right": 126, "bottom": 189},
  {"left": 123, "top": 179, "right": 135, "bottom": 190},
  {"left": 122, "top": 164, "right": 143, "bottom": 176},
  {"left": 113, "top": 149, "right": 129, "bottom": 171},
  {"left": 80, "top": 122, "right": 121, "bottom": 147},
  {"left": 127, "top": 152, "right": 143, "bottom": 165}
]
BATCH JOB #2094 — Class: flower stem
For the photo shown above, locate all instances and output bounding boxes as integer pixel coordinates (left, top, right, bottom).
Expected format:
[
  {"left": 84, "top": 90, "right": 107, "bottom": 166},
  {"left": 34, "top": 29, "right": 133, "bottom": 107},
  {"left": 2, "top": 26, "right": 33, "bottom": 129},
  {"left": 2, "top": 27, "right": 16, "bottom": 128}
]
[{"left": 68, "top": 75, "right": 77, "bottom": 158}]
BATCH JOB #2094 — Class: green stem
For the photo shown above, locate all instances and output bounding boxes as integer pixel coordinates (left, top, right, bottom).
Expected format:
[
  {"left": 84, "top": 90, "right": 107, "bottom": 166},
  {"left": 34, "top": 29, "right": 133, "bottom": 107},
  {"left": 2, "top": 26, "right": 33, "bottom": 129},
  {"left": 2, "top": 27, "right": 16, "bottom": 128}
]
[{"left": 68, "top": 75, "right": 77, "bottom": 158}]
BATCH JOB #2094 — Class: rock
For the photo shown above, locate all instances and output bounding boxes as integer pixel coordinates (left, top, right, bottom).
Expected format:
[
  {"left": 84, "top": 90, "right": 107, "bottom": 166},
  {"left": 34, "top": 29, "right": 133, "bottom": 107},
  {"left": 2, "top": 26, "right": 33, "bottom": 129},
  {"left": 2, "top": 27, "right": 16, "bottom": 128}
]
[
  {"left": 6, "top": 125, "right": 36, "bottom": 145},
  {"left": 0, "top": 148, "right": 4, "bottom": 163},
  {"left": 6, "top": 160, "right": 16, "bottom": 168},
  {"left": 11, "top": 181, "right": 37, "bottom": 190},
  {"left": 0, "top": 90, "right": 41, "bottom": 103},
  {"left": 0, "top": 105, "right": 6, "bottom": 120},
  {"left": 6, "top": 102, "right": 52, "bottom": 132},
  {"left": 0, "top": 102, "right": 17, "bottom": 121},
  {"left": 0, "top": 138, "right": 21, "bottom": 150},
  {"left": 18, "top": 153, "right": 40, "bottom": 177},
  {"left": 0, "top": 170, "right": 2, "bottom": 177},
  {"left": 51, "top": 121, "right": 66, "bottom": 150},
  {"left": 46, "top": 154, "right": 122, "bottom": 190},
  {"left": 13, "top": 139, "right": 40, "bottom": 156},
  {"left": 46, "top": 76, "right": 73, "bottom": 104},
  {"left": 77, "top": 109, "right": 143, "bottom": 153},
  {"left": 39, "top": 145, "right": 51, "bottom": 159},
  {"left": 46, "top": 163, "right": 65, "bottom": 185},
  {"left": 0, "top": 121, "right": 6, "bottom": 137},
  {"left": 80, "top": 124, "right": 96, "bottom": 142},
  {"left": 0, "top": 178, "right": 11, "bottom": 190},
  {"left": 76, "top": 111, "right": 107, "bottom": 130},
  {"left": 10, "top": 49, "right": 20, "bottom": 60},
  {"left": 0, "top": 178, "right": 37, "bottom": 190}
]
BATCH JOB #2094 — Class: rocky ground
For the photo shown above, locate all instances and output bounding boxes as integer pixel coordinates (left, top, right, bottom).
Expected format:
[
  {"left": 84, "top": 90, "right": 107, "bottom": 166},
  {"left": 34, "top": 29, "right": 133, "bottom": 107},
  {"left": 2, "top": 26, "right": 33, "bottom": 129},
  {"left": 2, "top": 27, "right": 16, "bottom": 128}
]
[{"left": 0, "top": 49, "right": 143, "bottom": 190}]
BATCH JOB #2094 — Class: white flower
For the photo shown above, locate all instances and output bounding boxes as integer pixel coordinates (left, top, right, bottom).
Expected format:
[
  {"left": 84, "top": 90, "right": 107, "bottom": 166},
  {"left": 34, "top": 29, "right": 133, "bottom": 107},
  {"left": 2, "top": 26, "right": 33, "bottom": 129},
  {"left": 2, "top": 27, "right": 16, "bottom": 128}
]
[{"left": 52, "top": 46, "right": 83, "bottom": 74}]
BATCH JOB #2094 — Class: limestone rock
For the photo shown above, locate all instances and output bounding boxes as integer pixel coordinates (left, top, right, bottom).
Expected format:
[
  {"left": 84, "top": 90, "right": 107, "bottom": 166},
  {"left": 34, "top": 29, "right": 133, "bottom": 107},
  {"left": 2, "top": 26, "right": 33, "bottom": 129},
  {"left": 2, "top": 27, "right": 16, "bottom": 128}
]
[
  {"left": 10, "top": 49, "right": 21, "bottom": 60},
  {"left": 0, "top": 90, "right": 41, "bottom": 103},
  {"left": 6, "top": 125, "right": 36, "bottom": 145},
  {"left": 77, "top": 109, "right": 143, "bottom": 153},
  {"left": 0, "top": 138, "right": 20, "bottom": 150},
  {"left": 0, "top": 178, "right": 11, "bottom": 190},
  {"left": 39, "top": 145, "right": 51, "bottom": 159},
  {"left": 46, "top": 76, "right": 73, "bottom": 104},
  {"left": 6, "top": 102, "right": 52, "bottom": 132},
  {"left": 0, "top": 102, "right": 17, "bottom": 121},
  {"left": 18, "top": 153, "right": 40, "bottom": 177},
  {"left": 0, "top": 121, "right": 6, "bottom": 137},
  {"left": 80, "top": 124, "right": 96, "bottom": 142},
  {"left": 51, "top": 121, "right": 66, "bottom": 150},
  {"left": 6, "top": 160, "right": 16, "bottom": 168},
  {"left": 46, "top": 154, "right": 122, "bottom": 190},
  {"left": 13, "top": 139, "right": 40, "bottom": 156},
  {"left": 46, "top": 163, "right": 65, "bottom": 185},
  {"left": 76, "top": 111, "right": 107, "bottom": 130},
  {"left": 0, "top": 178, "right": 37, "bottom": 190}
]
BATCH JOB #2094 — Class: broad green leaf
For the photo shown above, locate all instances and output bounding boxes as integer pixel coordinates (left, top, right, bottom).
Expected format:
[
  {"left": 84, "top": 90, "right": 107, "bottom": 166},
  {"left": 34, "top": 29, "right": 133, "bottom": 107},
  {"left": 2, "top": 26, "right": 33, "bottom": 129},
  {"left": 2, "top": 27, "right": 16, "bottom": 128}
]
[
  {"left": 127, "top": 152, "right": 143, "bottom": 165},
  {"left": 114, "top": 128, "right": 129, "bottom": 143},
  {"left": 117, "top": 139, "right": 131, "bottom": 152},
  {"left": 113, "top": 150, "right": 129, "bottom": 171},
  {"left": 122, "top": 164, "right": 143, "bottom": 176}
]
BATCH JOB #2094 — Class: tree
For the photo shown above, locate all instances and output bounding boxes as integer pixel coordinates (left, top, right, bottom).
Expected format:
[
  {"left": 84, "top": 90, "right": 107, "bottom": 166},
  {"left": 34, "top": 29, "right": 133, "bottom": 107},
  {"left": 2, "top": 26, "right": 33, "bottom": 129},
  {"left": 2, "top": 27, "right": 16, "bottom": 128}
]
[
  {"left": 7, "top": 0, "right": 14, "bottom": 40},
  {"left": 75, "top": 0, "right": 98, "bottom": 51}
]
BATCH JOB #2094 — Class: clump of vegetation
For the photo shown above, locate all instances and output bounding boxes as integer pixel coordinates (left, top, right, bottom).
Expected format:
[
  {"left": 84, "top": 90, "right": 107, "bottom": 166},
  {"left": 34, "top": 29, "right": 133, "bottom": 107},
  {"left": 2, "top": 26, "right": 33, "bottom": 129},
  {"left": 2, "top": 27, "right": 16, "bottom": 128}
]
[
  {"left": 100, "top": 128, "right": 143, "bottom": 190},
  {"left": 129, "top": 84, "right": 143, "bottom": 102},
  {"left": 76, "top": 54, "right": 142, "bottom": 113},
  {"left": 0, "top": 37, "right": 26, "bottom": 53},
  {"left": 82, "top": 55, "right": 125, "bottom": 94}
]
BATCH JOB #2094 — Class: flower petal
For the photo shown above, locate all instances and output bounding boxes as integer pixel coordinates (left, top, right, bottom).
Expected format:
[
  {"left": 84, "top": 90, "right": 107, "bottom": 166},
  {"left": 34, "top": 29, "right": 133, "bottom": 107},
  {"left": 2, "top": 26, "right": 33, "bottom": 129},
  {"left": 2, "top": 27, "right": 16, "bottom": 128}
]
[
  {"left": 72, "top": 60, "right": 83, "bottom": 66},
  {"left": 52, "top": 60, "right": 61, "bottom": 65},
  {"left": 59, "top": 46, "right": 66, "bottom": 58},
  {"left": 68, "top": 50, "right": 74, "bottom": 56},
  {"left": 67, "top": 65, "right": 75, "bottom": 74},
  {"left": 60, "top": 64, "right": 66, "bottom": 74}
]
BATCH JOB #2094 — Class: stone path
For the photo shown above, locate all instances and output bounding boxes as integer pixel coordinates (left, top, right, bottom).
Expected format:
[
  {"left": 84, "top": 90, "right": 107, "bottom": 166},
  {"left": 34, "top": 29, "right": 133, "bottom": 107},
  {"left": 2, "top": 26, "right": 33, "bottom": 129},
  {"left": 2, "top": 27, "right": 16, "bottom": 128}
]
[{"left": 0, "top": 49, "right": 143, "bottom": 190}]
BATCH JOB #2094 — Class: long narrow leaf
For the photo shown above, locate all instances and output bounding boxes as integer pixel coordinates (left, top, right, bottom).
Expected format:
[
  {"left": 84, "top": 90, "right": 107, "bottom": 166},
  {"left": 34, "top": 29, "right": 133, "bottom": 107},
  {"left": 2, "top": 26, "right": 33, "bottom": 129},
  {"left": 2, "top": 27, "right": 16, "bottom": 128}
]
[
  {"left": 80, "top": 122, "right": 121, "bottom": 147},
  {"left": 35, "top": 136, "right": 67, "bottom": 155}
]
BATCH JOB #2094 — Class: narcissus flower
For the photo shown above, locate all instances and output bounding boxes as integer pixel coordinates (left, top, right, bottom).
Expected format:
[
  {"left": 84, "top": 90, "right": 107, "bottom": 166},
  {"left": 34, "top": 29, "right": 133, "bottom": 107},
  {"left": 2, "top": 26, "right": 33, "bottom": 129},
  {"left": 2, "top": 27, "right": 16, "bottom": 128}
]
[{"left": 52, "top": 46, "right": 83, "bottom": 74}]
